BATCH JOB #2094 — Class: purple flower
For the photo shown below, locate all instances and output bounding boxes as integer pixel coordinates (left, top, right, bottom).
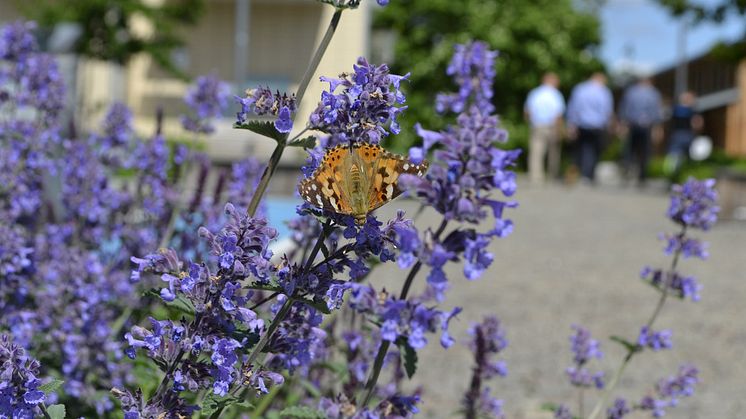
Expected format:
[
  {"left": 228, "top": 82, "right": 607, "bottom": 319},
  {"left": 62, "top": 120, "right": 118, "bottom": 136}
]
[
  {"left": 462, "top": 316, "right": 508, "bottom": 418},
  {"left": 667, "top": 178, "right": 719, "bottom": 230},
  {"left": 660, "top": 233, "right": 709, "bottom": 259},
  {"left": 565, "top": 367, "right": 605, "bottom": 389},
  {"left": 569, "top": 324, "right": 602, "bottom": 365},
  {"left": 15, "top": 53, "right": 66, "bottom": 124},
  {"left": 607, "top": 398, "right": 630, "bottom": 419},
  {"left": 640, "top": 267, "right": 702, "bottom": 302},
  {"left": 639, "top": 365, "right": 699, "bottom": 417},
  {"left": 637, "top": 326, "right": 673, "bottom": 351},
  {"left": 553, "top": 404, "right": 572, "bottom": 419},
  {"left": 0, "top": 21, "right": 37, "bottom": 60},
  {"left": 0, "top": 334, "right": 45, "bottom": 417},
  {"left": 181, "top": 75, "right": 230, "bottom": 134},
  {"left": 235, "top": 86, "right": 297, "bottom": 132},
  {"left": 99, "top": 102, "right": 134, "bottom": 149},
  {"left": 309, "top": 57, "right": 409, "bottom": 146},
  {"left": 211, "top": 338, "right": 242, "bottom": 396},
  {"left": 436, "top": 41, "right": 498, "bottom": 114},
  {"left": 564, "top": 325, "right": 605, "bottom": 390}
]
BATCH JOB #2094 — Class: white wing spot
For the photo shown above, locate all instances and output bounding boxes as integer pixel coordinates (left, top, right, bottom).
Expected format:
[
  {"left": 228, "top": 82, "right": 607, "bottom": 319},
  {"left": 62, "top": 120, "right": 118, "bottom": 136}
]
[
  {"left": 417, "top": 170, "right": 423, "bottom": 176},
  {"left": 316, "top": 194, "right": 323, "bottom": 206},
  {"left": 403, "top": 163, "right": 410, "bottom": 170},
  {"left": 312, "top": 184, "right": 318, "bottom": 191},
  {"left": 385, "top": 184, "right": 394, "bottom": 198}
]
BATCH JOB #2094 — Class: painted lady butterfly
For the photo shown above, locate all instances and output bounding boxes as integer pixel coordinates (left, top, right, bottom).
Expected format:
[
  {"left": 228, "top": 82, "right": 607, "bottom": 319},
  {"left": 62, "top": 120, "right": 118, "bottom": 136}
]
[{"left": 299, "top": 143, "right": 428, "bottom": 224}]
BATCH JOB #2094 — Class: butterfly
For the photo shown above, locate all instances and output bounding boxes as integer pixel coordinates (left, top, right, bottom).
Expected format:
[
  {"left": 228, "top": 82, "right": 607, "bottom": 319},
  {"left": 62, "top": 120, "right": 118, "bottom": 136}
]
[{"left": 299, "top": 143, "right": 428, "bottom": 224}]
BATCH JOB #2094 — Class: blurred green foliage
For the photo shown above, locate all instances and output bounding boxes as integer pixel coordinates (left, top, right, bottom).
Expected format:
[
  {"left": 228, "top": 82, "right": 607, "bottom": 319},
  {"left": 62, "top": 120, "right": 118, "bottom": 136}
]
[
  {"left": 374, "top": 0, "right": 605, "bottom": 153},
  {"left": 15, "top": 0, "right": 205, "bottom": 78}
]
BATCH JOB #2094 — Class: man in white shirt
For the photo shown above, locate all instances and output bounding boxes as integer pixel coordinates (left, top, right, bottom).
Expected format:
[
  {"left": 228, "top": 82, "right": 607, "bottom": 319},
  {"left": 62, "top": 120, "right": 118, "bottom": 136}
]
[{"left": 524, "top": 72, "right": 565, "bottom": 184}]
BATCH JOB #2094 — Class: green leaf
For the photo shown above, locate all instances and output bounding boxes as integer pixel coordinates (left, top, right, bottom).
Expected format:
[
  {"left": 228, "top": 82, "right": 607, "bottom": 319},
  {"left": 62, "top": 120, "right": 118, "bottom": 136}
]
[
  {"left": 279, "top": 405, "right": 326, "bottom": 418},
  {"left": 39, "top": 379, "right": 64, "bottom": 395},
  {"left": 234, "top": 120, "right": 285, "bottom": 142},
  {"left": 201, "top": 393, "right": 252, "bottom": 417},
  {"left": 396, "top": 338, "right": 418, "bottom": 379},
  {"left": 287, "top": 136, "right": 317, "bottom": 149},
  {"left": 46, "top": 404, "right": 66, "bottom": 419},
  {"left": 540, "top": 402, "right": 559, "bottom": 412},
  {"left": 610, "top": 335, "right": 641, "bottom": 353}
]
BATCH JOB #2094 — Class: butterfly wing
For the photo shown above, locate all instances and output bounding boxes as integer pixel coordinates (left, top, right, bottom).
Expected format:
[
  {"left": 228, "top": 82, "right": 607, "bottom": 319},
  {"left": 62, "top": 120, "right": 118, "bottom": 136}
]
[
  {"left": 366, "top": 148, "right": 429, "bottom": 212},
  {"left": 299, "top": 145, "right": 354, "bottom": 215}
]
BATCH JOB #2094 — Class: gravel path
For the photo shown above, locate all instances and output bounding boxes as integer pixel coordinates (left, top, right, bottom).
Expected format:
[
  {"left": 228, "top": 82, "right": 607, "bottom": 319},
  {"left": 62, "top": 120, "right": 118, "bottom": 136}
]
[{"left": 371, "top": 179, "right": 746, "bottom": 419}]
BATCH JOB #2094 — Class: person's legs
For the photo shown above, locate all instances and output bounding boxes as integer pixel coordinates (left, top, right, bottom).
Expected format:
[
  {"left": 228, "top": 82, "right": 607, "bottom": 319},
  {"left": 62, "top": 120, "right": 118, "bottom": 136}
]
[
  {"left": 577, "top": 128, "right": 596, "bottom": 181},
  {"left": 622, "top": 129, "right": 635, "bottom": 181},
  {"left": 547, "top": 127, "right": 561, "bottom": 181},
  {"left": 635, "top": 126, "right": 651, "bottom": 183},
  {"left": 588, "top": 129, "right": 603, "bottom": 182},
  {"left": 529, "top": 126, "right": 548, "bottom": 184}
]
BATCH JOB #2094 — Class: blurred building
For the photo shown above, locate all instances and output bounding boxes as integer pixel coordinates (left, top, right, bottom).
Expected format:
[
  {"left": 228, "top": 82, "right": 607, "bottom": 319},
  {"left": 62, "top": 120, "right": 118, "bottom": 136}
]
[
  {"left": 651, "top": 51, "right": 746, "bottom": 157},
  {"left": 0, "top": 0, "right": 371, "bottom": 165}
]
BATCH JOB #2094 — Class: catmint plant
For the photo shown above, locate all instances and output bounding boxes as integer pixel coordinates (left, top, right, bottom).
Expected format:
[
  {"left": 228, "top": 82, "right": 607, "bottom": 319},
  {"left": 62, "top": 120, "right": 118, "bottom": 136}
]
[
  {"left": 462, "top": 316, "right": 508, "bottom": 419},
  {"left": 552, "top": 178, "right": 718, "bottom": 419}
]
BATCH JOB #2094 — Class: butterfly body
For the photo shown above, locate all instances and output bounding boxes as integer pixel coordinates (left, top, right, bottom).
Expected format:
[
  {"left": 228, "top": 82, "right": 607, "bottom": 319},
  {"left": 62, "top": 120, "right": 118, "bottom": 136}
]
[{"left": 299, "top": 143, "right": 428, "bottom": 224}]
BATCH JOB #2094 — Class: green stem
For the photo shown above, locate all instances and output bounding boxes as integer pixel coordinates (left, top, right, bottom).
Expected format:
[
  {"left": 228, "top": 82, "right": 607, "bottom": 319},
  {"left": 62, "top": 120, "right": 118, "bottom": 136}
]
[
  {"left": 359, "top": 219, "right": 449, "bottom": 407},
  {"left": 246, "top": 141, "right": 285, "bottom": 217},
  {"left": 244, "top": 10, "right": 342, "bottom": 218},
  {"left": 246, "top": 297, "right": 294, "bottom": 369},
  {"left": 294, "top": 9, "right": 342, "bottom": 107},
  {"left": 587, "top": 225, "right": 687, "bottom": 419},
  {"left": 38, "top": 404, "right": 52, "bottom": 419}
]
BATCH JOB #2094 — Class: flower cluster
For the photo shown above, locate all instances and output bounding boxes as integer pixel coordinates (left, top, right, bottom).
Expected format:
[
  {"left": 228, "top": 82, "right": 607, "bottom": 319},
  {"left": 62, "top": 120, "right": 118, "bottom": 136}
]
[
  {"left": 120, "top": 204, "right": 287, "bottom": 414},
  {"left": 565, "top": 325, "right": 604, "bottom": 389},
  {"left": 397, "top": 41, "right": 518, "bottom": 300},
  {"left": 235, "top": 86, "right": 297, "bottom": 133},
  {"left": 667, "top": 178, "right": 719, "bottom": 230},
  {"left": 0, "top": 334, "right": 45, "bottom": 418},
  {"left": 435, "top": 41, "right": 497, "bottom": 114},
  {"left": 181, "top": 74, "right": 231, "bottom": 134},
  {"left": 309, "top": 57, "right": 409, "bottom": 145},
  {"left": 637, "top": 326, "right": 672, "bottom": 351},
  {"left": 348, "top": 284, "right": 461, "bottom": 350},
  {"left": 639, "top": 365, "right": 698, "bottom": 417},
  {"left": 0, "top": 19, "right": 268, "bottom": 416},
  {"left": 462, "top": 316, "right": 508, "bottom": 419}
]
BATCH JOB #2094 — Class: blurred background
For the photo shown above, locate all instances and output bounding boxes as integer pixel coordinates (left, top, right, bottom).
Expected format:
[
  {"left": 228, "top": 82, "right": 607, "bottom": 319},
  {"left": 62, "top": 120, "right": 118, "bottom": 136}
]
[{"left": 1, "top": 0, "right": 745, "bottom": 198}]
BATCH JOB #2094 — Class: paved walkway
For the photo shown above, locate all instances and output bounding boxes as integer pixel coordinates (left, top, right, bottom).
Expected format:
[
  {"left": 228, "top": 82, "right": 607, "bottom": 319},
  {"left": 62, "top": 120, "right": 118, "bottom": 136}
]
[{"left": 372, "top": 179, "right": 746, "bottom": 418}]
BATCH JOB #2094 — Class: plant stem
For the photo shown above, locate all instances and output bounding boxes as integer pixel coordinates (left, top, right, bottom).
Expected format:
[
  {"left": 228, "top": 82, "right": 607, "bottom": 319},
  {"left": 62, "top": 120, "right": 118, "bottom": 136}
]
[
  {"left": 249, "top": 291, "right": 280, "bottom": 310},
  {"left": 359, "top": 219, "right": 449, "bottom": 407},
  {"left": 587, "top": 226, "right": 687, "bottom": 419},
  {"left": 38, "top": 404, "right": 52, "bottom": 419},
  {"left": 294, "top": 9, "right": 342, "bottom": 107},
  {"left": 246, "top": 142, "right": 285, "bottom": 217},
  {"left": 244, "top": 9, "right": 342, "bottom": 218}
]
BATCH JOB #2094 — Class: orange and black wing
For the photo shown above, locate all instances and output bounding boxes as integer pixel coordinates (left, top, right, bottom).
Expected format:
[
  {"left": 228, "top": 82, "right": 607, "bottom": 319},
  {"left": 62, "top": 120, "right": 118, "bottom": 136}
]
[
  {"left": 298, "top": 145, "right": 354, "bottom": 215},
  {"left": 365, "top": 147, "right": 429, "bottom": 212}
]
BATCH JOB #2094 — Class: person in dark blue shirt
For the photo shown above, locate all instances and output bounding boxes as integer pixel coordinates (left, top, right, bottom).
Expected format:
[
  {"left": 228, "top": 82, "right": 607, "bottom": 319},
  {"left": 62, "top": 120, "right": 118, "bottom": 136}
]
[{"left": 665, "top": 91, "right": 703, "bottom": 177}]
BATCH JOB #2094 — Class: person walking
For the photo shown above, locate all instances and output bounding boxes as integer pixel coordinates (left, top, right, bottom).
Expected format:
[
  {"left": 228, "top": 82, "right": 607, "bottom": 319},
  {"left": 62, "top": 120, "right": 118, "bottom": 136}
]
[
  {"left": 566, "top": 72, "right": 613, "bottom": 184},
  {"left": 664, "top": 90, "right": 703, "bottom": 178},
  {"left": 524, "top": 72, "right": 565, "bottom": 184},
  {"left": 618, "top": 76, "right": 663, "bottom": 185}
]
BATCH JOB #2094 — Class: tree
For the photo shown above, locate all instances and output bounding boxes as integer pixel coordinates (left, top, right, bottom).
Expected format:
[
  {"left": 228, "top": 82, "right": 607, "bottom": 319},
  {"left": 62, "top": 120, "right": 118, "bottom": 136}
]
[
  {"left": 374, "top": 0, "right": 604, "bottom": 152},
  {"left": 657, "top": 0, "right": 746, "bottom": 61},
  {"left": 15, "top": 0, "right": 205, "bottom": 78}
]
